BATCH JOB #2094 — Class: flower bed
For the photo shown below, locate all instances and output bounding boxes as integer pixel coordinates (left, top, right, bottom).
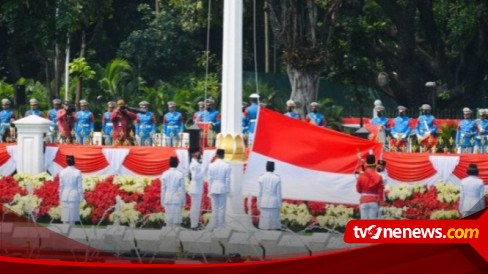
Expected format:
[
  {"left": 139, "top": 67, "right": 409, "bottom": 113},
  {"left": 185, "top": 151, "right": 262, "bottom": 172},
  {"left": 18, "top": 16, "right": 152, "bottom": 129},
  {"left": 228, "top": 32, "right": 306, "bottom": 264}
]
[{"left": 1, "top": 174, "right": 486, "bottom": 231}]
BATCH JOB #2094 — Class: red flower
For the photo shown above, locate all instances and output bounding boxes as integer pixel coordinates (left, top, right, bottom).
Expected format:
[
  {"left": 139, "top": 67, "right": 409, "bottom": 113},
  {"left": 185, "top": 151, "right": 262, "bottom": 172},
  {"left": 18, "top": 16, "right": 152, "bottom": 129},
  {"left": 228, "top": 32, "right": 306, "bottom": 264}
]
[
  {"left": 134, "top": 179, "right": 163, "bottom": 216},
  {"left": 33, "top": 176, "right": 60, "bottom": 217}
]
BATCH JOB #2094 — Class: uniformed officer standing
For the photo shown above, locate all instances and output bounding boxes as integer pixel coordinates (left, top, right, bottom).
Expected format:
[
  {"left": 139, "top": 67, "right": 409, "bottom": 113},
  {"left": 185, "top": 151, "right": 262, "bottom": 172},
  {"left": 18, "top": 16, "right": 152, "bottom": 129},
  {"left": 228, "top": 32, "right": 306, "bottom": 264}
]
[
  {"left": 188, "top": 147, "right": 205, "bottom": 229},
  {"left": 475, "top": 109, "right": 488, "bottom": 153},
  {"left": 47, "top": 99, "right": 62, "bottom": 143},
  {"left": 102, "top": 101, "right": 115, "bottom": 145},
  {"left": 356, "top": 154, "right": 384, "bottom": 220},
  {"left": 305, "top": 102, "right": 326, "bottom": 127},
  {"left": 456, "top": 108, "right": 477, "bottom": 153},
  {"left": 390, "top": 106, "right": 412, "bottom": 151},
  {"left": 459, "top": 164, "right": 485, "bottom": 217},
  {"left": 258, "top": 161, "right": 282, "bottom": 230},
  {"left": 207, "top": 149, "right": 230, "bottom": 229},
  {"left": 242, "top": 101, "right": 249, "bottom": 134},
  {"left": 25, "top": 98, "right": 43, "bottom": 117},
  {"left": 59, "top": 155, "right": 84, "bottom": 225},
  {"left": 135, "top": 101, "right": 156, "bottom": 146},
  {"left": 416, "top": 104, "right": 438, "bottom": 151},
  {"left": 160, "top": 157, "right": 186, "bottom": 227},
  {"left": 371, "top": 105, "right": 389, "bottom": 131},
  {"left": 163, "top": 101, "right": 184, "bottom": 147},
  {"left": 0, "top": 99, "right": 15, "bottom": 142},
  {"left": 243, "top": 94, "right": 260, "bottom": 144},
  {"left": 201, "top": 99, "right": 221, "bottom": 146},
  {"left": 74, "top": 100, "right": 94, "bottom": 145},
  {"left": 284, "top": 100, "right": 300, "bottom": 119}
]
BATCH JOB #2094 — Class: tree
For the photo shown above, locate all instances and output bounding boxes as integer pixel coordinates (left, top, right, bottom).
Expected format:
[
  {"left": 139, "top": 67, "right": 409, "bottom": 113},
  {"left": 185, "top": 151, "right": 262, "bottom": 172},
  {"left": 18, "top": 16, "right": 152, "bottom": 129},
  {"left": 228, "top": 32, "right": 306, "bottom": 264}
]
[
  {"left": 265, "top": 0, "right": 342, "bottom": 117},
  {"left": 69, "top": 57, "right": 95, "bottom": 108}
]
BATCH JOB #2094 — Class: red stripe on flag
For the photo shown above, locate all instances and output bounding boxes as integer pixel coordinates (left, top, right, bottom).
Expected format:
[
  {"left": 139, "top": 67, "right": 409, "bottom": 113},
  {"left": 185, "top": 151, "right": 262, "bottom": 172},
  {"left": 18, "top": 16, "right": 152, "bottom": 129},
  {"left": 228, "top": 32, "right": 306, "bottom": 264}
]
[{"left": 253, "top": 107, "right": 382, "bottom": 174}]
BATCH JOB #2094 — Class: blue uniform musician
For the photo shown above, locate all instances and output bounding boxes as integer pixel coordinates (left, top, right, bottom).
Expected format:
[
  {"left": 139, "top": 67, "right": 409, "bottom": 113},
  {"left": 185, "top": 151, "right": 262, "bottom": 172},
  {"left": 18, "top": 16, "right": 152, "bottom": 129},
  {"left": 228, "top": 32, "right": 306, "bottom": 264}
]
[
  {"left": 163, "top": 101, "right": 184, "bottom": 147},
  {"left": 390, "top": 106, "right": 412, "bottom": 151},
  {"left": 25, "top": 98, "right": 44, "bottom": 117},
  {"left": 456, "top": 108, "right": 478, "bottom": 153},
  {"left": 305, "top": 102, "right": 326, "bottom": 127},
  {"left": 475, "top": 109, "right": 488, "bottom": 153},
  {"left": 135, "top": 101, "right": 156, "bottom": 146},
  {"left": 243, "top": 93, "right": 260, "bottom": 143},
  {"left": 371, "top": 105, "right": 390, "bottom": 147},
  {"left": 284, "top": 100, "right": 300, "bottom": 119},
  {"left": 416, "top": 104, "right": 438, "bottom": 151},
  {"left": 102, "top": 101, "right": 116, "bottom": 145},
  {"left": 74, "top": 100, "right": 94, "bottom": 145},
  {"left": 0, "top": 99, "right": 15, "bottom": 142},
  {"left": 47, "top": 99, "right": 62, "bottom": 143}
]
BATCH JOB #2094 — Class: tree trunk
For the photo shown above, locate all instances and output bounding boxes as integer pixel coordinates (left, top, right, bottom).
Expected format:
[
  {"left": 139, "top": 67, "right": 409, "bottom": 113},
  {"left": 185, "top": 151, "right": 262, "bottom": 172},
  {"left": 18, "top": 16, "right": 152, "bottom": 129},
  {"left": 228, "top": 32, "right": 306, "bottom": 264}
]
[
  {"left": 75, "top": 31, "right": 87, "bottom": 110},
  {"left": 287, "top": 65, "right": 320, "bottom": 117},
  {"left": 53, "top": 43, "right": 62, "bottom": 101}
]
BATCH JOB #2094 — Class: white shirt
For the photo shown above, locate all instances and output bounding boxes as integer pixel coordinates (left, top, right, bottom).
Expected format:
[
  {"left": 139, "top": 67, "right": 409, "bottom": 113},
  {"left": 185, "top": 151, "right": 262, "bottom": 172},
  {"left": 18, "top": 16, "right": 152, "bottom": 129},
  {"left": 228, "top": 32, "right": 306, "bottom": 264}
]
[
  {"left": 189, "top": 158, "right": 204, "bottom": 195},
  {"left": 258, "top": 172, "right": 282, "bottom": 208},
  {"left": 59, "top": 166, "right": 84, "bottom": 202},
  {"left": 208, "top": 159, "right": 231, "bottom": 194},
  {"left": 160, "top": 168, "right": 186, "bottom": 205},
  {"left": 459, "top": 175, "right": 485, "bottom": 214}
]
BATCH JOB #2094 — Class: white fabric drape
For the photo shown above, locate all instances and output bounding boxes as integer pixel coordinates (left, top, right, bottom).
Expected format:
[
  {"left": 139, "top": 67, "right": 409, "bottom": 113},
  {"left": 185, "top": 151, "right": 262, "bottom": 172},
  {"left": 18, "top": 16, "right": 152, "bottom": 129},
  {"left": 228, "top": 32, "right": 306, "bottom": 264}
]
[
  {"left": 429, "top": 155, "right": 460, "bottom": 183},
  {"left": 102, "top": 148, "right": 130, "bottom": 175},
  {"left": 0, "top": 145, "right": 17, "bottom": 175},
  {"left": 44, "top": 146, "right": 59, "bottom": 171}
]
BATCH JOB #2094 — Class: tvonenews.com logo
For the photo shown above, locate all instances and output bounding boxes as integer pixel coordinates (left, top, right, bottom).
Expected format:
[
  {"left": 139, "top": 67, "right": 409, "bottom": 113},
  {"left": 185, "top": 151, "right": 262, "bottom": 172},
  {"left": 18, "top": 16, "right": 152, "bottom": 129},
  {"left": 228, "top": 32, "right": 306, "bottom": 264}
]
[{"left": 353, "top": 225, "right": 479, "bottom": 240}]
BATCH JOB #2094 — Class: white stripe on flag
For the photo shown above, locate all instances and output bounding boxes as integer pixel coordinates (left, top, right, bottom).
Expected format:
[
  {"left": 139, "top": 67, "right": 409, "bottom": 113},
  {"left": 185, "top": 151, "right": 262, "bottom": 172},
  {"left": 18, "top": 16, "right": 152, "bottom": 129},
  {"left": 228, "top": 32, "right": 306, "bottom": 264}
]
[{"left": 243, "top": 152, "right": 360, "bottom": 205}]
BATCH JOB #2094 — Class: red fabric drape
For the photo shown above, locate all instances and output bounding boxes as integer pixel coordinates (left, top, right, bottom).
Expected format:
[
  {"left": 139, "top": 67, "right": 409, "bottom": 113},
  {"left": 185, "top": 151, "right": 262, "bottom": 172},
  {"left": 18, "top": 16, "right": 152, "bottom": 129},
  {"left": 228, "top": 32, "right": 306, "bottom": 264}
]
[
  {"left": 383, "top": 152, "right": 437, "bottom": 182},
  {"left": 452, "top": 154, "right": 488, "bottom": 183},
  {"left": 53, "top": 145, "right": 108, "bottom": 172},
  {"left": 0, "top": 144, "right": 11, "bottom": 167},
  {"left": 122, "top": 147, "right": 177, "bottom": 176}
]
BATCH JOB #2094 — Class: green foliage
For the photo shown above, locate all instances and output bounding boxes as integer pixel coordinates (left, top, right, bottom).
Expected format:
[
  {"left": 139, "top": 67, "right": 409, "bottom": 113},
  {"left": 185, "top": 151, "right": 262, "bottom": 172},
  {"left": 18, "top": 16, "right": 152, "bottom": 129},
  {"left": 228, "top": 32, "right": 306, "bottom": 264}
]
[
  {"left": 69, "top": 58, "right": 96, "bottom": 81},
  {"left": 0, "top": 79, "right": 14, "bottom": 101}
]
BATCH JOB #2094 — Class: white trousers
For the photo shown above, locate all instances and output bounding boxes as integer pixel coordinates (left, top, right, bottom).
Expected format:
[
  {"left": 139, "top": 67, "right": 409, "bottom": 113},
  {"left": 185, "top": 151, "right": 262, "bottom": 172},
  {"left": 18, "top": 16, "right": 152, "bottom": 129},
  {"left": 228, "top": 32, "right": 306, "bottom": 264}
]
[
  {"left": 190, "top": 193, "right": 202, "bottom": 228},
  {"left": 360, "top": 202, "right": 379, "bottom": 220},
  {"left": 210, "top": 193, "right": 227, "bottom": 228},
  {"left": 164, "top": 203, "right": 182, "bottom": 227}
]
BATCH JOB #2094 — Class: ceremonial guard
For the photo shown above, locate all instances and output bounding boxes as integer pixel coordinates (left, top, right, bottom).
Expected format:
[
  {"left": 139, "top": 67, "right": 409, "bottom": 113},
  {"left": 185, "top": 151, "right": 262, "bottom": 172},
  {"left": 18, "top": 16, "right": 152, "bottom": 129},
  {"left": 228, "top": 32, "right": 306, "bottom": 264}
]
[
  {"left": 25, "top": 98, "right": 43, "bottom": 117},
  {"left": 371, "top": 105, "right": 389, "bottom": 146},
  {"left": 416, "top": 104, "right": 438, "bottom": 152},
  {"left": 188, "top": 147, "right": 205, "bottom": 229},
  {"left": 258, "top": 161, "right": 282, "bottom": 230},
  {"left": 356, "top": 154, "right": 384, "bottom": 219},
  {"left": 192, "top": 101, "right": 205, "bottom": 124},
  {"left": 200, "top": 98, "right": 221, "bottom": 146},
  {"left": 207, "top": 149, "right": 230, "bottom": 229},
  {"left": 135, "top": 101, "right": 156, "bottom": 146},
  {"left": 59, "top": 155, "right": 84, "bottom": 225},
  {"left": 242, "top": 101, "right": 249, "bottom": 134},
  {"left": 102, "top": 101, "right": 115, "bottom": 145},
  {"left": 475, "top": 109, "right": 488, "bottom": 153},
  {"left": 0, "top": 99, "right": 15, "bottom": 142},
  {"left": 163, "top": 101, "right": 184, "bottom": 147},
  {"left": 57, "top": 100, "right": 76, "bottom": 143},
  {"left": 47, "top": 99, "right": 62, "bottom": 143},
  {"left": 74, "top": 100, "right": 94, "bottom": 145},
  {"left": 243, "top": 94, "right": 260, "bottom": 144},
  {"left": 284, "top": 100, "right": 300, "bottom": 119},
  {"left": 459, "top": 164, "right": 485, "bottom": 217},
  {"left": 390, "top": 106, "right": 412, "bottom": 151},
  {"left": 305, "top": 102, "right": 326, "bottom": 127},
  {"left": 160, "top": 157, "right": 186, "bottom": 227},
  {"left": 456, "top": 108, "right": 477, "bottom": 153}
]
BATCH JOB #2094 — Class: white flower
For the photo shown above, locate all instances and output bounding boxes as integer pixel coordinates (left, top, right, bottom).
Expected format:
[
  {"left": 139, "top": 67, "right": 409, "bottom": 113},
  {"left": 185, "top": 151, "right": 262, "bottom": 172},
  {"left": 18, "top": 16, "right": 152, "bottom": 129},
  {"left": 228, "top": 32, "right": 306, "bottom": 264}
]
[
  {"left": 435, "top": 183, "right": 460, "bottom": 203},
  {"left": 48, "top": 205, "right": 62, "bottom": 220},
  {"left": 109, "top": 200, "right": 141, "bottom": 226},
  {"left": 5, "top": 194, "right": 42, "bottom": 216},
  {"left": 430, "top": 210, "right": 459, "bottom": 220},
  {"left": 380, "top": 206, "right": 404, "bottom": 219},
  {"left": 112, "top": 176, "right": 152, "bottom": 194}
]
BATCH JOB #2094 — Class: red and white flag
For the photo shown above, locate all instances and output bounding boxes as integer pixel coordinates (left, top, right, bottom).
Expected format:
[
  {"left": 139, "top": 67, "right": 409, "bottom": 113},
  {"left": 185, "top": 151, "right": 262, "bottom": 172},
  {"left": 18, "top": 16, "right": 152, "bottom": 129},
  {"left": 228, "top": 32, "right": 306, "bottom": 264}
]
[{"left": 242, "top": 107, "right": 382, "bottom": 204}]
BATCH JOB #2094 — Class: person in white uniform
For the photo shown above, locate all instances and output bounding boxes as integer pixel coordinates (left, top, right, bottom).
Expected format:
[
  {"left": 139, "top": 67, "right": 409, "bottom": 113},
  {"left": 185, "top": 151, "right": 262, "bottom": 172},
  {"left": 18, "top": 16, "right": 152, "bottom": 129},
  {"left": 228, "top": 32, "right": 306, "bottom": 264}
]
[
  {"left": 188, "top": 147, "right": 205, "bottom": 229},
  {"left": 459, "top": 163, "right": 486, "bottom": 217},
  {"left": 161, "top": 156, "right": 186, "bottom": 227},
  {"left": 258, "top": 161, "right": 282, "bottom": 230},
  {"left": 207, "top": 149, "right": 230, "bottom": 229},
  {"left": 59, "top": 155, "right": 84, "bottom": 225}
]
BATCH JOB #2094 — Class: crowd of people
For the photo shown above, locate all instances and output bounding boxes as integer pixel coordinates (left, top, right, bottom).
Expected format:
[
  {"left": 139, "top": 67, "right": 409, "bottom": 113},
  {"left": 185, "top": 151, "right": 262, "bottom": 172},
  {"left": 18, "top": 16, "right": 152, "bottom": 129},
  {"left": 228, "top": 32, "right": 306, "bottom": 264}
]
[
  {"left": 371, "top": 102, "right": 488, "bottom": 153},
  {"left": 0, "top": 97, "right": 222, "bottom": 146}
]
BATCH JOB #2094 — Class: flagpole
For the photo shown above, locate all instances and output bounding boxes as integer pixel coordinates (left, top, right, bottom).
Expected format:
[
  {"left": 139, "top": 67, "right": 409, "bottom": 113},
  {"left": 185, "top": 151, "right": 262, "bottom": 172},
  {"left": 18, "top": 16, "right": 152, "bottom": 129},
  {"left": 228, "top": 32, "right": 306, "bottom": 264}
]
[{"left": 217, "top": 0, "right": 253, "bottom": 231}]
